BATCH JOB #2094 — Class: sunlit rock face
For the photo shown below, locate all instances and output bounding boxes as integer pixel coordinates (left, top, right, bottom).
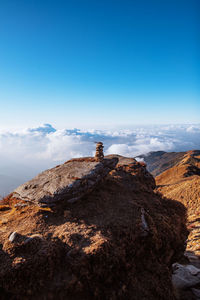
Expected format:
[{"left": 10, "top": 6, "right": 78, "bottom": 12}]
[{"left": 13, "top": 157, "right": 118, "bottom": 205}]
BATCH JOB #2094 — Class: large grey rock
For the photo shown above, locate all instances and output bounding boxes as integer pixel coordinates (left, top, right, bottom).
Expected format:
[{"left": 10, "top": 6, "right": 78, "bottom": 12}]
[
  {"left": 172, "top": 263, "right": 200, "bottom": 289},
  {"left": 13, "top": 157, "right": 118, "bottom": 206}
]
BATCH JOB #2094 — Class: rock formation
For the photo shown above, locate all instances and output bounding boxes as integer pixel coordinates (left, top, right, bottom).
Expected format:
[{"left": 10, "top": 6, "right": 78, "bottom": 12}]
[
  {"left": 95, "top": 142, "right": 104, "bottom": 161},
  {"left": 0, "top": 154, "right": 188, "bottom": 299},
  {"left": 12, "top": 156, "right": 118, "bottom": 206},
  {"left": 172, "top": 263, "right": 200, "bottom": 289},
  {"left": 172, "top": 263, "right": 200, "bottom": 300}
]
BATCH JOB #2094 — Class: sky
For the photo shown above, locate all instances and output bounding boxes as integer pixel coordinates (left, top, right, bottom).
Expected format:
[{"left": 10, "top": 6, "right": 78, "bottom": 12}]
[{"left": 0, "top": 0, "right": 199, "bottom": 129}]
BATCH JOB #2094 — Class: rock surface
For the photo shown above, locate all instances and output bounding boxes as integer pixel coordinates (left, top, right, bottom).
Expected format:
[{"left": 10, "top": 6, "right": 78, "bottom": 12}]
[
  {"left": 0, "top": 155, "right": 188, "bottom": 299},
  {"left": 8, "top": 232, "right": 19, "bottom": 243},
  {"left": 172, "top": 263, "right": 200, "bottom": 289},
  {"left": 13, "top": 157, "right": 118, "bottom": 205}
]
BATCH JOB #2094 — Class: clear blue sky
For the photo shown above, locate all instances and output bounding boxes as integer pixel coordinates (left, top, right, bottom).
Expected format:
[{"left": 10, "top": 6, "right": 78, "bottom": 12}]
[{"left": 0, "top": 0, "right": 199, "bottom": 129}]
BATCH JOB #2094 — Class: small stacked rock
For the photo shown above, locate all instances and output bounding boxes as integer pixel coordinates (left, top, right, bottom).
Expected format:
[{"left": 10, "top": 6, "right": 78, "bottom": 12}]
[{"left": 95, "top": 142, "right": 104, "bottom": 162}]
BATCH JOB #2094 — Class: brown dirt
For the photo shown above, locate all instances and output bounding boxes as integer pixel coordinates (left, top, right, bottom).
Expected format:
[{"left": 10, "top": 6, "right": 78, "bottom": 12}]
[{"left": 0, "top": 157, "right": 188, "bottom": 299}]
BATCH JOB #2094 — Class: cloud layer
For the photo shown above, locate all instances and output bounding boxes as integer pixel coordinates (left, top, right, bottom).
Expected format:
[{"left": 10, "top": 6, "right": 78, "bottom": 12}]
[{"left": 0, "top": 123, "right": 200, "bottom": 195}]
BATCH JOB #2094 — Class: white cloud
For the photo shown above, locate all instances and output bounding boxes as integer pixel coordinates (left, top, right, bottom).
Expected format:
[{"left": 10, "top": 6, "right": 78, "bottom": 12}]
[
  {"left": 0, "top": 123, "right": 200, "bottom": 195},
  {"left": 186, "top": 126, "right": 200, "bottom": 133}
]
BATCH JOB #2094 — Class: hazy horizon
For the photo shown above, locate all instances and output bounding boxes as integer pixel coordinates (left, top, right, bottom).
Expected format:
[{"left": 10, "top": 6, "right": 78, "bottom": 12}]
[{"left": 0, "top": 122, "right": 200, "bottom": 196}]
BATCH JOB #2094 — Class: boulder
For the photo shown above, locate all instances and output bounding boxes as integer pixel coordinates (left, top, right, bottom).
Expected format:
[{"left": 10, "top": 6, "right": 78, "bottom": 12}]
[
  {"left": 172, "top": 263, "right": 200, "bottom": 289},
  {"left": 12, "top": 157, "right": 118, "bottom": 206}
]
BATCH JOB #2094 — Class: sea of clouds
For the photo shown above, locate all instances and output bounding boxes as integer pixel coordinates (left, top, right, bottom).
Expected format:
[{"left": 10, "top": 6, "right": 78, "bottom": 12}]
[{"left": 0, "top": 123, "right": 200, "bottom": 196}]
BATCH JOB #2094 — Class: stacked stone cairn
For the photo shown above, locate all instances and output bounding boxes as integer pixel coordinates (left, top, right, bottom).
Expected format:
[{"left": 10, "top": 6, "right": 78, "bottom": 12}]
[{"left": 95, "top": 142, "right": 104, "bottom": 162}]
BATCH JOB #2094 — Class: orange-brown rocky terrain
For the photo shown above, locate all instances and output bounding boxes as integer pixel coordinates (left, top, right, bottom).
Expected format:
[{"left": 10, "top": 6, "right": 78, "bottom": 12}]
[
  {"left": 137, "top": 151, "right": 187, "bottom": 177},
  {"left": 156, "top": 150, "right": 200, "bottom": 259},
  {"left": 0, "top": 154, "right": 188, "bottom": 300},
  {"left": 151, "top": 150, "right": 200, "bottom": 299}
]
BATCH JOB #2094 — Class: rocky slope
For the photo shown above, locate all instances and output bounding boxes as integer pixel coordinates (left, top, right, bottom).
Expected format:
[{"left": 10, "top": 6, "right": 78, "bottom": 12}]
[
  {"left": 140, "top": 149, "right": 200, "bottom": 258},
  {"left": 137, "top": 151, "right": 187, "bottom": 176},
  {"left": 0, "top": 155, "right": 188, "bottom": 300},
  {"left": 154, "top": 150, "right": 200, "bottom": 299},
  {"left": 155, "top": 150, "right": 200, "bottom": 257}
]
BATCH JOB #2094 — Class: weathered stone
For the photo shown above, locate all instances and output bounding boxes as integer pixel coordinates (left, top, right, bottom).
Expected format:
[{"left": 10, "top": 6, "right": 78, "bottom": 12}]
[
  {"left": 13, "top": 157, "right": 118, "bottom": 205},
  {"left": 24, "top": 234, "right": 43, "bottom": 245},
  {"left": 172, "top": 263, "right": 200, "bottom": 289},
  {"left": 9, "top": 232, "right": 20, "bottom": 243}
]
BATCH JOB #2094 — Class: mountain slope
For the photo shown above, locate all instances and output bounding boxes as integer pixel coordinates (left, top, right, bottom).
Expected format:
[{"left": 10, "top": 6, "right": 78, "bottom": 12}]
[
  {"left": 155, "top": 150, "right": 200, "bottom": 259},
  {"left": 0, "top": 155, "right": 187, "bottom": 300},
  {"left": 137, "top": 151, "right": 187, "bottom": 176}
]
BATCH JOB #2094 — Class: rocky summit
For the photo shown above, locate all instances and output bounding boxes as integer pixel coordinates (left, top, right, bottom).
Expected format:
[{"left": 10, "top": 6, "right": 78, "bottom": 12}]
[
  {"left": 0, "top": 152, "right": 189, "bottom": 300},
  {"left": 13, "top": 157, "right": 118, "bottom": 206}
]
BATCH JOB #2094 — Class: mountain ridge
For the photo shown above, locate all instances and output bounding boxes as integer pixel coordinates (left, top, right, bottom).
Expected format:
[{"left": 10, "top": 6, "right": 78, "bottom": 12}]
[
  {"left": 153, "top": 150, "right": 200, "bottom": 261},
  {"left": 0, "top": 154, "right": 187, "bottom": 299},
  {"left": 136, "top": 150, "right": 187, "bottom": 176}
]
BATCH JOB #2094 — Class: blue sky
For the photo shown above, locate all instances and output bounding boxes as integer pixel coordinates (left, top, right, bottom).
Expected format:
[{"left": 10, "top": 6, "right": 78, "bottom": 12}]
[{"left": 0, "top": 0, "right": 199, "bottom": 129}]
